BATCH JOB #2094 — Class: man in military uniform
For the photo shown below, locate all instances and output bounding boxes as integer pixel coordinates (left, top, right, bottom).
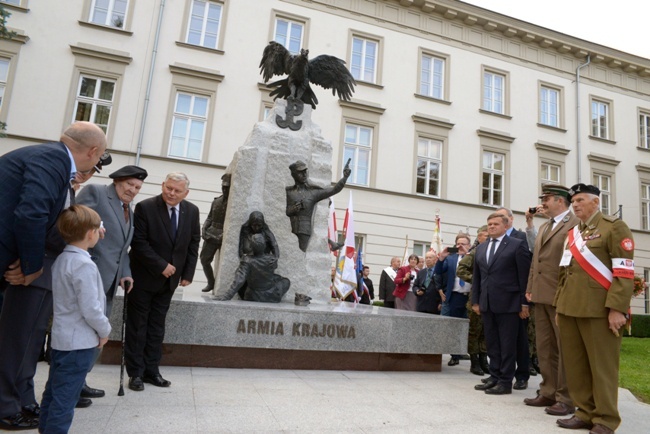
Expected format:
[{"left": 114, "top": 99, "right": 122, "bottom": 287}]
[
  {"left": 199, "top": 174, "right": 230, "bottom": 292},
  {"left": 554, "top": 184, "right": 634, "bottom": 434},
  {"left": 523, "top": 185, "right": 579, "bottom": 417}
]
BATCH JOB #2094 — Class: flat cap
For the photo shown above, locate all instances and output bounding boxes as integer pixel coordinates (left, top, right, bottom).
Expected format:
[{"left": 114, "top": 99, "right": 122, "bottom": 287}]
[
  {"left": 221, "top": 173, "right": 231, "bottom": 186},
  {"left": 539, "top": 184, "right": 570, "bottom": 199},
  {"left": 109, "top": 165, "right": 148, "bottom": 181},
  {"left": 289, "top": 160, "right": 308, "bottom": 172},
  {"left": 94, "top": 151, "right": 112, "bottom": 173},
  {"left": 568, "top": 183, "right": 600, "bottom": 200}
]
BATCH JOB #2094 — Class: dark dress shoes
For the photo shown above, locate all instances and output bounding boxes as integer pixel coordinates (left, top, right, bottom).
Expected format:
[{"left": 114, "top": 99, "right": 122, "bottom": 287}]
[
  {"left": 523, "top": 394, "right": 555, "bottom": 407},
  {"left": 589, "top": 424, "right": 614, "bottom": 434},
  {"left": 513, "top": 380, "right": 528, "bottom": 390},
  {"left": 80, "top": 384, "right": 105, "bottom": 398},
  {"left": 201, "top": 285, "right": 214, "bottom": 293},
  {"left": 75, "top": 397, "right": 92, "bottom": 408},
  {"left": 21, "top": 403, "right": 40, "bottom": 417},
  {"left": 143, "top": 374, "right": 171, "bottom": 388},
  {"left": 546, "top": 402, "right": 575, "bottom": 416},
  {"left": 128, "top": 376, "right": 145, "bottom": 391},
  {"left": 0, "top": 412, "right": 39, "bottom": 431},
  {"left": 556, "top": 416, "right": 592, "bottom": 430},
  {"left": 484, "top": 384, "right": 512, "bottom": 395},
  {"left": 474, "top": 378, "right": 497, "bottom": 390},
  {"left": 447, "top": 357, "right": 459, "bottom": 366}
]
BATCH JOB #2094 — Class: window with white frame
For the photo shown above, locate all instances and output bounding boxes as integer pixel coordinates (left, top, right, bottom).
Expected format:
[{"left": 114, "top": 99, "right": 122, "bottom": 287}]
[
  {"left": 541, "top": 162, "right": 561, "bottom": 189},
  {"left": 640, "top": 111, "right": 650, "bottom": 149},
  {"left": 343, "top": 123, "right": 372, "bottom": 186},
  {"left": 186, "top": 0, "right": 222, "bottom": 49},
  {"left": 591, "top": 99, "right": 610, "bottom": 139},
  {"left": 482, "top": 151, "right": 504, "bottom": 206},
  {"left": 416, "top": 137, "right": 442, "bottom": 197},
  {"left": 168, "top": 92, "right": 209, "bottom": 161},
  {"left": 350, "top": 37, "right": 377, "bottom": 84},
  {"left": 420, "top": 53, "right": 444, "bottom": 99},
  {"left": 89, "top": 0, "right": 128, "bottom": 29},
  {"left": 1, "top": 0, "right": 21, "bottom": 5},
  {"left": 592, "top": 173, "right": 611, "bottom": 215},
  {"left": 482, "top": 71, "right": 505, "bottom": 114},
  {"left": 540, "top": 86, "right": 560, "bottom": 127},
  {"left": 642, "top": 183, "right": 650, "bottom": 230},
  {"left": 274, "top": 17, "right": 303, "bottom": 55},
  {"left": 413, "top": 242, "right": 431, "bottom": 259},
  {"left": 0, "top": 58, "right": 9, "bottom": 110},
  {"left": 73, "top": 76, "right": 115, "bottom": 133}
]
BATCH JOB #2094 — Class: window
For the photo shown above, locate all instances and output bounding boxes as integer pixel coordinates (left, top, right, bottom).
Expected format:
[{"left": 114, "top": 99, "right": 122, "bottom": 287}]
[
  {"left": 89, "top": 0, "right": 128, "bottom": 29},
  {"left": 186, "top": 0, "right": 223, "bottom": 49},
  {"left": 642, "top": 183, "right": 650, "bottom": 230},
  {"left": 591, "top": 99, "right": 610, "bottom": 139},
  {"left": 0, "top": 58, "right": 8, "bottom": 110},
  {"left": 541, "top": 162, "right": 561, "bottom": 188},
  {"left": 413, "top": 242, "right": 431, "bottom": 259},
  {"left": 482, "top": 70, "right": 505, "bottom": 114},
  {"left": 351, "top": 37, "right": 377, "bottom": 84},
  {"left": 416, "top": 137, "right": 442, "bottom": 197},
  {"left": 592, "top": 173, "right": 611, "bottom": 215},
  {"left": 274, "top": 17, "right": 303, "bottom": 54},
  {"left": 540, "top": 86, "right": 560, "bottom": 127},
  {"left": 343, "top": 124, "right": 372, "bottom": 186},
  {"left": 168, "top": 92, "right": 209, "bottom": 161},
  {"left": 482, "top": 151, "right": 504, "bottom": 206},
  {"left": 640, "top": 111, "right": 650, "bottom": 149},
  {"left": 1, "top": 0, "right": 21, "bottom": 5},
  {"left": 73, "top": 76, "right": 115, "bottom": 133},
  {"left": 420, "top": 53, "right": 444, "bottom": 99}
]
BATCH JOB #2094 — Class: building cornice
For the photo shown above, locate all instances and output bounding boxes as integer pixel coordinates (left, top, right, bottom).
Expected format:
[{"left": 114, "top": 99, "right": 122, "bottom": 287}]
[
  {"left": 476, "top": 127, "right": 514, "bottom": 143},
  {"left": 169, "top": 63, "right": 224, "bottom": 82},
  {"left": 587, "top": 152, "right": 621, "bottom": 166},
  {"left": 411, "top": 113, "right": 454, "bottom": 130},
  {"left": 70, "top": 43, "right": 132, "bottom": 64},
  {"left": 338, "top": 99, "right": 386, "bottom": 115},
  {"left": 534, "top": 141, "right": 570, "bottom": 155}
]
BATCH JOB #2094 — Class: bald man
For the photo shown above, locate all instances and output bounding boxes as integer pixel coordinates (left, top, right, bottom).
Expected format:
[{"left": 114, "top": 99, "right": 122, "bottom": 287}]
[{"left": 0, "top": 121, "right": 107, "bottom": 430}]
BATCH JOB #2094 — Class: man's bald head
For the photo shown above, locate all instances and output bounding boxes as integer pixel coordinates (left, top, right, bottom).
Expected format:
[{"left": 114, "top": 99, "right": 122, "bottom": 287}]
[{"left": 61, "top": 122, "right": 107, "bottom": 172}]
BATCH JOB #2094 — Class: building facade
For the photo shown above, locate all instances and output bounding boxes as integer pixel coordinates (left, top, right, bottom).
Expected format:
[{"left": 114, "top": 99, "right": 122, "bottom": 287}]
[{"left": 2, "top": 0, "right": 649, "bottom": 312}]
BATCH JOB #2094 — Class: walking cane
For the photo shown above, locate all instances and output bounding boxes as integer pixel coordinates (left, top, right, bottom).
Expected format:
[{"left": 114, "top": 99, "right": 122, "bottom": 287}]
[{"left": 117, "top": 281, "right": 131, "bottom": 396}]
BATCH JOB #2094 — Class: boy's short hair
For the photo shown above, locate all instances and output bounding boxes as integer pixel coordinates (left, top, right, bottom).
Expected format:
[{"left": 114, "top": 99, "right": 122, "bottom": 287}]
[{"left": 57, "top": 204, "right": 101, "bottom": 243}]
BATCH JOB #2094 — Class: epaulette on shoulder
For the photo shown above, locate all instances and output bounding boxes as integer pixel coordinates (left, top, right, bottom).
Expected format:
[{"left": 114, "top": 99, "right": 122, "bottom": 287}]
[{"left": 602, "top": 214, "right": 618, "bottom": 222}]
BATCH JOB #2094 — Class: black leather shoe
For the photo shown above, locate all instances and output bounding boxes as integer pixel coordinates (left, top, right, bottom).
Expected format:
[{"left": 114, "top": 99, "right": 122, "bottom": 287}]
[
  {"left": 201, "top": 285, "right": 214, "bottom": 293},
  {"left": 485, "top": 384, "right": 512, "bottom": 395},
  {"left": 529, "top": 365, "right": 538, "bottom": 376},
  {"left": 474, "top": 378, "right": 497, "bottom": 390},
  {"left": 0, "top": 412, "right": 39, "bottom": 431},
  {"left": 80, "top": 384, "right": 105, "bottom": 398},
  {"left": 21, "top": 403, "right": 40, "bottom": 418},
  {"left": 129, "top": 376, "right": 145, "bottom": 391},
  {"left": 481, "top": 376, "right": 496, "bottom": 384},
  {"left": 143, "top": 374, "right": 171, "bottom": 388},
  {"left": 75, "top": 397, "right": 92, "bottom": 408},
  {"left": 447, "top": 357, "right": 459, "bottom": 366},
  {"left": 513, "top": 380, "right": 528, "bottom": 390}
]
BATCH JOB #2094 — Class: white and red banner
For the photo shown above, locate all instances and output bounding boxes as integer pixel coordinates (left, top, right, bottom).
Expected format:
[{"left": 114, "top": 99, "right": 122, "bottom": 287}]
[{"left": 334, "top": 192, "right": 357, "bottom": 299}]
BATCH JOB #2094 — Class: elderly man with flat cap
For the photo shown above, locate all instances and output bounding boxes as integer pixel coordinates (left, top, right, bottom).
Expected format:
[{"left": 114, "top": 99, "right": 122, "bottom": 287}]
[
  {"left": 522, "top": 185, "right": 579, "bottom": 417},
  {"left": 553, "top": 184, "right": 634, "bottom": 434}
]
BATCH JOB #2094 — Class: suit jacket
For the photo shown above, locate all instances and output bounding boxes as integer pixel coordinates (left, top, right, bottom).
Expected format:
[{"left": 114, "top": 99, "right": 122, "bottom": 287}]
[
  {"left": 77, "top": 183, "right": 134, "bottom": 294},
  {"left": 526, "top": 212, "right": 580, "bottom": 305},
  {"left": 433, "top": 253, "right": 470, "bottom": 301},
  {"left": 378, "top": 267, "right": 397, "bottom": 302},
  {"left": 129, "top": 195, "right": 200, "bottom": 292},
  {"left": 413, "top": 267, "right": 442, "bottom": 313},
  {"left": 0, "top": 142, "right": 71, "bottom": 275},
  {"left": 471, "top": 235, "right": 531, "bottom": 314}
]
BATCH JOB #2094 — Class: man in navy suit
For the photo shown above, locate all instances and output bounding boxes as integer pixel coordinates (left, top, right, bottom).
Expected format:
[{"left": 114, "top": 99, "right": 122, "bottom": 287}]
[
  {"left": 472, "top": 212, "right": 531, "bottom": 395},
  {"left": 125, "top": 172, "right": 200, "bottom": 391},
  {"left": 0, "top": 122, "right": 107, "bottom": 430}
]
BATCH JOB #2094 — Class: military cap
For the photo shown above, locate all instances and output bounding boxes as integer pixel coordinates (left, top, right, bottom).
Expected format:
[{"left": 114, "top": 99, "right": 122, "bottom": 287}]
[
  {"left": 109, "top": 165, "right": 148, "bottom": 181},
  {"left": 221, "top": 173, "right": 231, "bottom": 186},
  {"left": 289, "top": 160, "right": 308, "bottom": 172},
  {"left": 568, "top": 183, "right": 600, "bottom": 200},
  {"left": 477, "top": 225, "right": 488, "bottom": 233},
  {"left": 93, "top": 151, "right": 112, "bottom": 173},
  {"left": 539, "top": 184, "right": 570, "bottom": 199}
]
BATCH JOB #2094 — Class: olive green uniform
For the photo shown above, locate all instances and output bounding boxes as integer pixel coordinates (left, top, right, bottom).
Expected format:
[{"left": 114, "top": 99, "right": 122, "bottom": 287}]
[
  {"left": 457, "top": 251, "right": 487, "bottom": 355},
  {"left": 554, "top": 211, "right": 634, "bottom": 431}
]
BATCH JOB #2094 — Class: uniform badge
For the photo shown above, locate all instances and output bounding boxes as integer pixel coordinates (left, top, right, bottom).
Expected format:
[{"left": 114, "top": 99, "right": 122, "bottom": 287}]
[{"left": 621, "top": 238, "right": 634, "bottom": 251}]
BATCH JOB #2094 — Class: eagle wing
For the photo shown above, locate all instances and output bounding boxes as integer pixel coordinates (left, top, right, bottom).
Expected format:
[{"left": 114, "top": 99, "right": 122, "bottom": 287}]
[
  {"left": 308, "top": 55, "right": 356, "bottom": 102},
  {"left": 259, "top": 41, "right": 293, "bottom": 82}
]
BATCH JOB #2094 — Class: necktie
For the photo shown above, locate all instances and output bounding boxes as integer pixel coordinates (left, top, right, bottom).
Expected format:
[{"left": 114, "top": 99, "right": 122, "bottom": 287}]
[
  {"left": 488, "top": 238, "right": 498, "bottom": 264},
  {"left": 123, "top": 203, "right": 129, "bottom": 224},
  {"left": 170, "top": 206, "right": 177, "bottom": 239},
  {"left": 543, "top": 218, "right": 554, "bottom": 241},
  {"left": 458, "top": 255, "right": 465, "bottom": 287},
  {"left": 425, "top": 268, "right": 432, "bottom": 287}
]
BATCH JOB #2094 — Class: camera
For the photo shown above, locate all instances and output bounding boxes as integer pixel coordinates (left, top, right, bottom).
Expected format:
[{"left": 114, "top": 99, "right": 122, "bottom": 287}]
[
  {"left": 528, "top": 207, "right": 537, "bottom": 214},
  {"left": 447, "top": 247, "right": 459, "bottom": 254}
]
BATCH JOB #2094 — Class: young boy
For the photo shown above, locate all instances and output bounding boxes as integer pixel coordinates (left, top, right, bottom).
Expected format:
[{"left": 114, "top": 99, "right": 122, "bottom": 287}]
[{"left": 39, "top": 205, "right": 111, "bottom": 434}]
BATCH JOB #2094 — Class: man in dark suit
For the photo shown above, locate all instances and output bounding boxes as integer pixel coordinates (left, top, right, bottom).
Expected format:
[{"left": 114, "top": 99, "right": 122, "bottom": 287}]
[
  {"left": 378, "top": 257, "right": 400, "bottom": 308},
  {"left": 125, "top": 172, "right": 200, "bottom": 391},
  {"left": 472, "top": 212, "right": 531, "bottom": 395},
  {"left": 0, "top": 122, "right": 107, "bottom": 430},
  {"left": 413, "top": 251, "right": 442, "bottom": 314}
]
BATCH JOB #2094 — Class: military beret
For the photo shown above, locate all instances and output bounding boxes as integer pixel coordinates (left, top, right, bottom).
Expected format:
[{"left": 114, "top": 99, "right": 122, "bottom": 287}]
[
  {"left": 221, "top": 173, "right": 231, "bottom": 186},
  {"left": 109, "top": 165, "right": 148, "bottom": 181},
  {"left": 289, "top": 160, "right": 308, "bottom": 172},
  {"left": 568, "top": 183, "right": 600, "bottom": 200},
  {"left": 539, "top": 184, "right": 570, "bottom": 199},
  {"left": 93, "top": 151, "right": 112, "bottom": 173},
  {"left": 477, "top": 225, "right": 488, "bottom": 233}
]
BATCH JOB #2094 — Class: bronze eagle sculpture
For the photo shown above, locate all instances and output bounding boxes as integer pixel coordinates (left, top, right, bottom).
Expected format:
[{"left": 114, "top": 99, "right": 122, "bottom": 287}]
[{"left": 259, "top": 41, "right": 356, "bottom": 110}]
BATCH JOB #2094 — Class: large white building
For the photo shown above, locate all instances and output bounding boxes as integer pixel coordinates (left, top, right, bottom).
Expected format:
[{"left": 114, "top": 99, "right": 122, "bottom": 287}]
[{"left": 2, "top": 0, "right": 649, "bottom": 312}]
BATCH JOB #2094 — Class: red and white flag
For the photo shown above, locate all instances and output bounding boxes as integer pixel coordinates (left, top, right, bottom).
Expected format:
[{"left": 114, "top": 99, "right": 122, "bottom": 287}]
[{"left": 334, "top": 192, "right": 357, "bottom": 299}]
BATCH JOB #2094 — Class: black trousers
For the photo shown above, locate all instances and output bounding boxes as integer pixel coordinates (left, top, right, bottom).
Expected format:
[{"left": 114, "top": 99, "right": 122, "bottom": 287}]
[
  {"left": 0, "top": 285, "right": 52, "bottom": 417},
  {"left": 124, "top": 282, "right": 174, "bottom": 378},
  {"left": 515, "top": 316, "right": 531, "bottom": 381},
  {"left": 482, "top": 310, "right": 520, "bottom": 387}
]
